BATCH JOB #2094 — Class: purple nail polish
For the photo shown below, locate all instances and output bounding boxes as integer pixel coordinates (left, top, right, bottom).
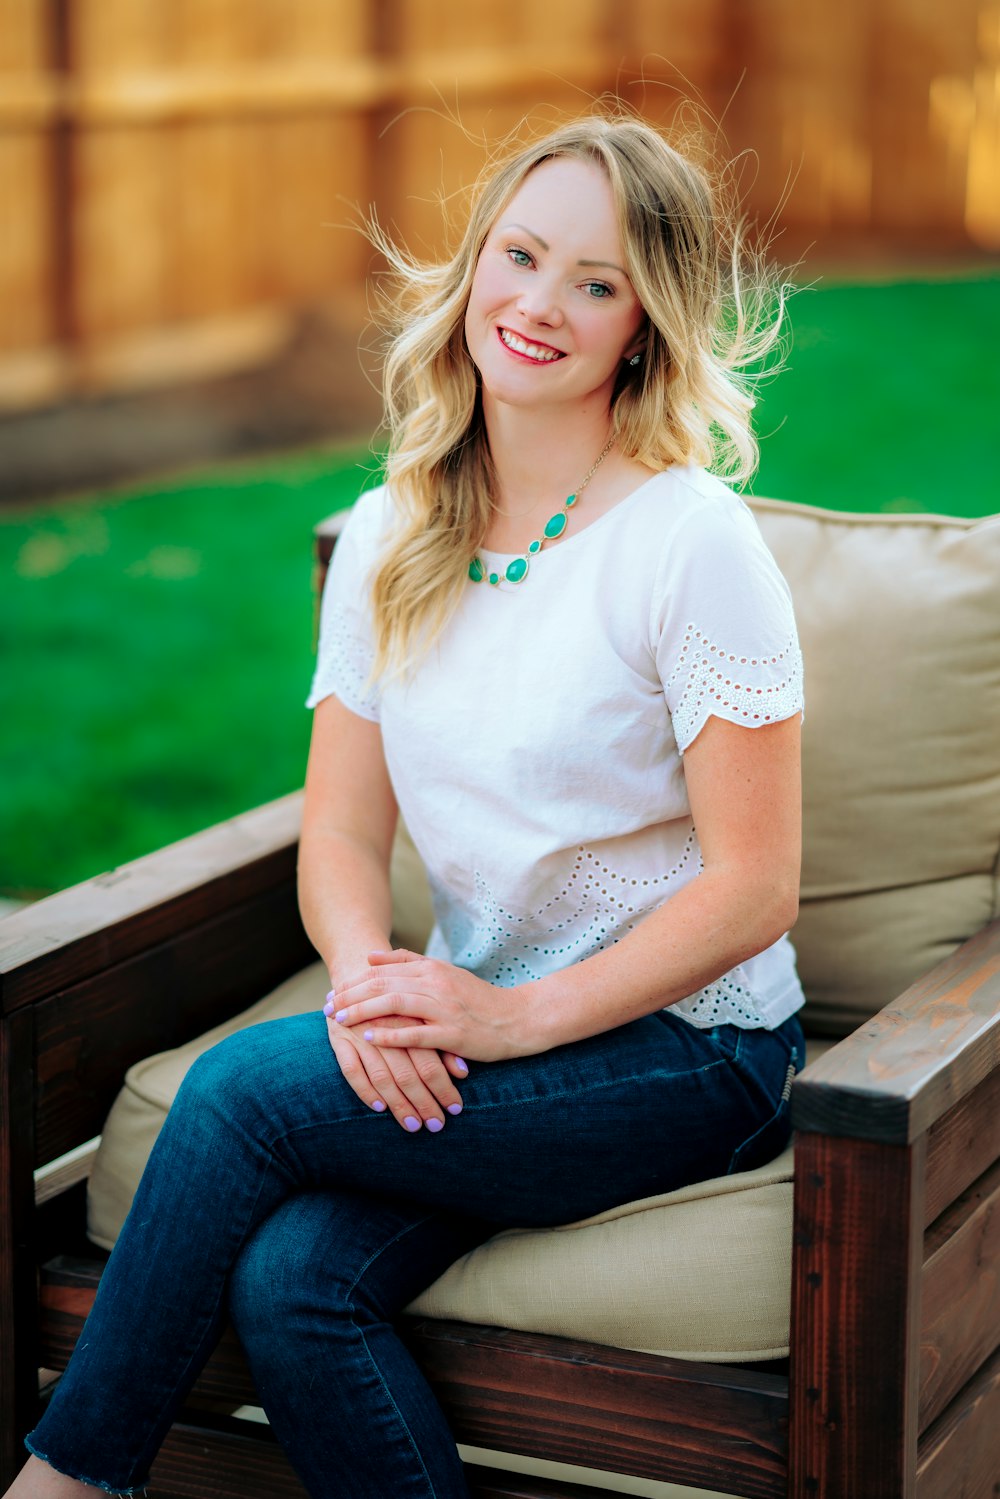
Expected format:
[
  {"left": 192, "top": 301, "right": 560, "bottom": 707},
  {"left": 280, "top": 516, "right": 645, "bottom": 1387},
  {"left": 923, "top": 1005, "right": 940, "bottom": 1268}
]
[
  {"left": 447, "top": 1103, "right": 463, "bottom": 1116},
  {"left": 322, "top": 1000, "right": 336, "bottom": 1017},
  {"left": 371, "top": 1100, "right": 387, "bottom": 1113},
  {"left": 326, "top": 990, "right": 336, "bottom": 1002},
  {"left": 363, "top": 1029, "right": 374, "bottom": 1042},
  {"left": 454, "top": 1058, "right": 469, "bottom": 1074},
  {"left": 404, "top": 1116, "right": 421, "bottom": 1132},
  {"left": 426, "top": 1118, "right": 444, "bottom": 1133},
  {"left": 335, "top": 1009, "right": 349, "bottom": 1023}
]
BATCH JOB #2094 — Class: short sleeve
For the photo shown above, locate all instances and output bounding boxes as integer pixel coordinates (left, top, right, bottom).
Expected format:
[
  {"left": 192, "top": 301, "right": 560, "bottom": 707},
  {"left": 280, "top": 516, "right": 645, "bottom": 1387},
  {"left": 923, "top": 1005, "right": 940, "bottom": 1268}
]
[
  {"left": 305, "top": 487, "right": 390, "bottom": 720},
  {"left": 654, "top": 495, "right": 804, "bottom": 753}
]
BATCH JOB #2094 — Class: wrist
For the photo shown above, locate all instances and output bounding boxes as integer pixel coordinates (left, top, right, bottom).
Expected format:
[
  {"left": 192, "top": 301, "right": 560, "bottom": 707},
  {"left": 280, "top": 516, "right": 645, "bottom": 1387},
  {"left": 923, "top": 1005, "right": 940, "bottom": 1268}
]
[
  {"left": 325, "top": 930, "right": 393, "bottom": 992},
  {"left": 509, "top": 978, "right": 560, "bottom": 1056}
]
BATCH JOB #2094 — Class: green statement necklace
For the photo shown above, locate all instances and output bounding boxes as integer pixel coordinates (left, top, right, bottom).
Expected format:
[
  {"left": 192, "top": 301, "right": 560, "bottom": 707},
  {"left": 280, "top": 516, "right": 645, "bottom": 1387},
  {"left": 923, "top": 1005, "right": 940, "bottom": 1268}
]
[{"left": 469, "top": 438, "right": 615, "bottom": 587}]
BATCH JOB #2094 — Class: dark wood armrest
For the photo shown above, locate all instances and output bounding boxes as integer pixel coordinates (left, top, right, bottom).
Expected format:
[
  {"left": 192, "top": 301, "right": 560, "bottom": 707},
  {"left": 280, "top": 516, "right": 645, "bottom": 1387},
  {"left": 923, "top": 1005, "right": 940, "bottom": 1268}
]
[
  {"left": 792, "top": 915, "right": 1000, "bottom": 1143},
  {"left": 1, "top": 793, "right": 314, "bottom": 1165},
  {"left": 0, "top": 792, "right": 304, "bottom": 1016}
]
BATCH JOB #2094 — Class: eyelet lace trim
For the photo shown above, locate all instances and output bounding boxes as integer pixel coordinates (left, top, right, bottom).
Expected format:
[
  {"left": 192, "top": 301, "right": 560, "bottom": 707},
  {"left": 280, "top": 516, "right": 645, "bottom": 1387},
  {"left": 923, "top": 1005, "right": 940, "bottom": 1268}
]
[
  {"left": 307, "top": 606, "right": 379, "bottom": 717},
  {"left": 435, "top": 840, "right": 775, "bottom": 1027},
  {"left": 439, "top": 837, "right": 699, "bottom": 986},
  {"left": 665, "top": 623, "right": 803, "bottom": 751}
]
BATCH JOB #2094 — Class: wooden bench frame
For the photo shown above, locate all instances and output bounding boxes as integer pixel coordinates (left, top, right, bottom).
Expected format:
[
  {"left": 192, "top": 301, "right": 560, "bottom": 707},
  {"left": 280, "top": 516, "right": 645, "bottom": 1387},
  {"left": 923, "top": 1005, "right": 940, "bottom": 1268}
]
[
  {"left": 3, "top": 512, "right": 1000, "bottom": 1496},
  {"left": 2, "top": 800, "right": 1000, "bottom": 1497}
]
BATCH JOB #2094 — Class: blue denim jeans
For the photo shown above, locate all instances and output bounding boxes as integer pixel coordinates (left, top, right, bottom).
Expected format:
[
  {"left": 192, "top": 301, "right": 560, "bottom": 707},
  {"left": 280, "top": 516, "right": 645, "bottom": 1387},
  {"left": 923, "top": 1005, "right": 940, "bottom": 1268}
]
[{"left": 27, "top": 1006, "right": 803, "bottom": 1498}]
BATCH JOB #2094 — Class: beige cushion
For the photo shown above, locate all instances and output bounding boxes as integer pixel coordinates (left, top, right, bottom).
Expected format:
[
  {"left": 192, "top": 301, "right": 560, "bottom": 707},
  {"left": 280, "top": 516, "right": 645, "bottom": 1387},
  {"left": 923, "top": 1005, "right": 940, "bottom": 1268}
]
[
  {"left": 749, "top": 500, "right": 1000, "bottom": 1034},
  {"left": 88, "top": 960, "right": 831, "bottom": 1362}
]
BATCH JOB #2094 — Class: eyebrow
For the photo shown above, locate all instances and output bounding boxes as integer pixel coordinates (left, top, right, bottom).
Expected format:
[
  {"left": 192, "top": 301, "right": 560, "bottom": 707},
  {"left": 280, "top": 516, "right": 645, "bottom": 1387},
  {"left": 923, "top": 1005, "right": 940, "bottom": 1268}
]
[{"left": 500, "top": 223, "right": 627, "bottom": 277}]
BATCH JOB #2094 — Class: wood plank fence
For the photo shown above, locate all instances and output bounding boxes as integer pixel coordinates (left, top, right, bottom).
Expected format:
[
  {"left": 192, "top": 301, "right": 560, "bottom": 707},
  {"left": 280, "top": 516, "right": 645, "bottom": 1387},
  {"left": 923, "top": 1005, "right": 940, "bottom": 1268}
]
[{"left": 0, "top": 0, "right": 997, "bottom": 410}]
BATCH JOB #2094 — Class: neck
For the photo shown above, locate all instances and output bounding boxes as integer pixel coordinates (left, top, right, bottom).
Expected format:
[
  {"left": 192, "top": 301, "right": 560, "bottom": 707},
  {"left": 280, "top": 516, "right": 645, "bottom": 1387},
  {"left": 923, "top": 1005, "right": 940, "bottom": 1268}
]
[{"left": 482, "top": 396, "right": 614, "bottom": 505}]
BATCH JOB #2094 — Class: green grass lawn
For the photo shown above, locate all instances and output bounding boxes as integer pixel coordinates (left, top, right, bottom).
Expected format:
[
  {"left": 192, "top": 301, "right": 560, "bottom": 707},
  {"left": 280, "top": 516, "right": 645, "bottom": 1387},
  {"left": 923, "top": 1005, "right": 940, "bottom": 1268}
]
[{"left": 2, "top": 273, "right": 998, "bottom": 898}]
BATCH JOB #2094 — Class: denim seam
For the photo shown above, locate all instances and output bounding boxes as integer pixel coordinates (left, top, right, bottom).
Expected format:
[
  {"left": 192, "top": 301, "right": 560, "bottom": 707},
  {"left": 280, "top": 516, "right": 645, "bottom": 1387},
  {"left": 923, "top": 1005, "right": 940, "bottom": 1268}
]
[
  {"left": 255, "top": 1056, "right": 731, "bottom": 1151},
  {"left": 347, "top": 1214, "right": 448, "bottom": 1499},
  {"left": 726, "top": 1096, "right": 790, "bottom": 1176},
  {"left": 135, "top": 1151, "right": 292, "bottom": 1481},
  {"left": 448, "top": 1055, "right": 732, "bottom": 1116}
]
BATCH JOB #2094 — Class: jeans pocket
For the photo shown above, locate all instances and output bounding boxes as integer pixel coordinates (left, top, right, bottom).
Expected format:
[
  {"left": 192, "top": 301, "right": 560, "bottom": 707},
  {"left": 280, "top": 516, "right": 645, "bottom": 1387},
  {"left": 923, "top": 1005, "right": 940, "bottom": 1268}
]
[{"left": 726, "top": 1027, "right": 800, "bottom": 1175}]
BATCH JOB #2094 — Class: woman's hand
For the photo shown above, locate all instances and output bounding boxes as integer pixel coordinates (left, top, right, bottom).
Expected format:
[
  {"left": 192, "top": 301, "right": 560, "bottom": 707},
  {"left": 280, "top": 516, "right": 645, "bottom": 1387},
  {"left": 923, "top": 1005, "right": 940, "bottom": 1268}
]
[
  {"left": 325, "top": 1008, "right": 469, "bottom": 1133},
  {"left": 331, "top": 950, "right": 532, "bottom": 1063}
]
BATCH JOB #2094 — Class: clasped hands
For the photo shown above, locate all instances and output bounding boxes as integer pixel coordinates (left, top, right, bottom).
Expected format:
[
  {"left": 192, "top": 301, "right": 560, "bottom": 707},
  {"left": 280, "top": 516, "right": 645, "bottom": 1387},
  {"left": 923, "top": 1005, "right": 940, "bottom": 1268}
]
[{"left": 324, "top": 949, "right": 529, "bottom": 1133}]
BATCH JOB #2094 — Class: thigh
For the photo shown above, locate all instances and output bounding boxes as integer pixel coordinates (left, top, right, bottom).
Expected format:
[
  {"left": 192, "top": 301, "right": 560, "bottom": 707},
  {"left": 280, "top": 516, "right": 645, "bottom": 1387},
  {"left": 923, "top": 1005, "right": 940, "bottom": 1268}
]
[{"left": 190, "top": 1010, "right": 795, "bottom": 1229}]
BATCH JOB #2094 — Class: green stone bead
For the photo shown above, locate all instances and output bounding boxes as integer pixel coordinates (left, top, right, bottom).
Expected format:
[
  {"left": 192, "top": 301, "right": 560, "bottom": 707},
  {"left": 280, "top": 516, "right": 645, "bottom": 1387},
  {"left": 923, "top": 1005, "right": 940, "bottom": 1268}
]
[
  {"left": 505, "top": 556, "right": 528, "bottom": 583},
  {"left": 543, "top": 512, "right": 567, "bottom": 539},
  {"left": 469, "top": 556, "right": 485, "bottom": 582},
  {"left": 528, "top": 539, "right": 542, "bottom": 554},
  {"left": 488, "top": 572, "right": 500, "bottom": 586},
  {"left": 565, "top": 493, "right": 578, "bottom": 507}
]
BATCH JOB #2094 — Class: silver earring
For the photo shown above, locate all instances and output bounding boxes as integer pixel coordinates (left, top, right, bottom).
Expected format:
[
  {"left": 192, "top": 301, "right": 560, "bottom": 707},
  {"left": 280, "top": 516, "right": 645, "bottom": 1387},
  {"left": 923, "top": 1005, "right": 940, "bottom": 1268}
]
[{"left": 628, "top": 353, "right": 642, "bottom": 367}]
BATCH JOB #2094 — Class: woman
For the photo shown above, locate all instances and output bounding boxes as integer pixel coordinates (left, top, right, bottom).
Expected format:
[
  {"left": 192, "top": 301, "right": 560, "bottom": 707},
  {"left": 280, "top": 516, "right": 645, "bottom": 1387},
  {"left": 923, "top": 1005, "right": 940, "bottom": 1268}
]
[{"left": 11, "top": 113, "right": 804, "bottom": 1499}]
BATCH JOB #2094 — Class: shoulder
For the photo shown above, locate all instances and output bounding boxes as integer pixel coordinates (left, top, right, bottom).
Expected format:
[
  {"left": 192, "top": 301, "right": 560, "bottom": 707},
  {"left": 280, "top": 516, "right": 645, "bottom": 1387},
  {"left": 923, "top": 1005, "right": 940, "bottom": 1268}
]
[
  {"left": 338, "top": 481, "right": 396, "bottom": 547},
  {"left": 328, "top": 482, "right": 400, "bottom": 580},
  {"left": 623, "top": 465, "right": 771, "bottom": 568},
  {"left": 639, "top": 467, "right": 796, "bottom": 624}
]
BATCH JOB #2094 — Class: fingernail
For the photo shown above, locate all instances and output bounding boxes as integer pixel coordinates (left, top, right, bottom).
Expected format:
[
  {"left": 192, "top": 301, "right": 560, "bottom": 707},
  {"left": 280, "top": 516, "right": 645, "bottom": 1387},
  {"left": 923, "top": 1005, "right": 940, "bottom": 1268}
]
[
  {"left": 454, "top": 1058, "right": 468, "bottom": 1074},
  {"left": 334, "top": 1009, "right": 349, "bottom": 1023},
  {"left": 371, "top": 1100, "right": 387, "bottom": 1113},
  {"left": 447, "top": 1103, "right": 463, "bottom": 1116},
  {"left": 326, "top": 990, "right": 336, "bottom": 1001},
  {"left": 322, "top": 1000, "right": 336, "bottom": 1017},
  {"left": 363, "top": 1029, "right": 374, "bottom": 1042},
  {"left": 426, "top": 1118, "right": 444, "bottom": 1133},
  {"left": 404, "top": 1116, "right": 421, "bottom": 1132}
]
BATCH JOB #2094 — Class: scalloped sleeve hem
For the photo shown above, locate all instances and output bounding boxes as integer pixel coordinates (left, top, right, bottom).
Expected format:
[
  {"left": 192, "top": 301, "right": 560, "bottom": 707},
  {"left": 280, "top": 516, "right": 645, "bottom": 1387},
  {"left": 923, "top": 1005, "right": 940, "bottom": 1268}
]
[{"left": 654, "top": 491, "right": 804, "bottom": 755}]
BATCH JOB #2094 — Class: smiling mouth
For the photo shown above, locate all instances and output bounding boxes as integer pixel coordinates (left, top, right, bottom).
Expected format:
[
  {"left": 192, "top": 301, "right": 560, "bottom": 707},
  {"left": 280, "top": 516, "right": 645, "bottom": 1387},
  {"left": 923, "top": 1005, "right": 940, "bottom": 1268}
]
[{"left": 498, "top": 327, "right": 565, "bottom": 363}]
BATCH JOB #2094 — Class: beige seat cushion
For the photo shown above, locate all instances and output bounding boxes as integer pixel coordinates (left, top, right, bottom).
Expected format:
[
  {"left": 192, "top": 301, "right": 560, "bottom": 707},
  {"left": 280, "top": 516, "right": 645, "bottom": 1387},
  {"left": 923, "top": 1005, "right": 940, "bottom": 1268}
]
[{"left": 88, "top": 959, "right": 829, "bottom": 1363}]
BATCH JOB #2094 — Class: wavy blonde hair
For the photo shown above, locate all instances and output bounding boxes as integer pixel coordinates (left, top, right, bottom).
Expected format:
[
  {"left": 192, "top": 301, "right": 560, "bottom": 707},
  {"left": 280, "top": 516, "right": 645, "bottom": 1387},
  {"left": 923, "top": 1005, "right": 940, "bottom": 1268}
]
[{"left": 368, "top": 111, "right": 788, "bottom": 677}]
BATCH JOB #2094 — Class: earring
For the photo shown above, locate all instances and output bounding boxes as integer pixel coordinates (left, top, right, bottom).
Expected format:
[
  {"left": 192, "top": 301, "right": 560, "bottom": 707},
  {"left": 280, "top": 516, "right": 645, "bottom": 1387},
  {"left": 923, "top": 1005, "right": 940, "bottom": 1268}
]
[{"left": 628, "top": 353, "right": 642, "bottom": 367}]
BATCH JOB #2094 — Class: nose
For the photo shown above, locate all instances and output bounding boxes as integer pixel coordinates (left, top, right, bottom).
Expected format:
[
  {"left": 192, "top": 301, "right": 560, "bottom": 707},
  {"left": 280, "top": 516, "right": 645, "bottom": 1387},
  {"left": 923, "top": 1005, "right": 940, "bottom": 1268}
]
[{"left": 516, "top": 275, "right": 563, "bottom": 328}]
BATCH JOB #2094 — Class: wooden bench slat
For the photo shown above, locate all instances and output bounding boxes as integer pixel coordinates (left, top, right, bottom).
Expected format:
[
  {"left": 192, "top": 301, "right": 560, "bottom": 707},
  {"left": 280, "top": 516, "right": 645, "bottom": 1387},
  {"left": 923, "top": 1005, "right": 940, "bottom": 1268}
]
[
  {"left": 924, "top": 1061, "right": 1000, "bottom": 1225},
  {"left": 155, "top": 1420, "right": 627, "bottom": 1499},
  {"left": 916, "top": 1342, "right": 1000, "bottom": 1499},
  {"left": 920, "top": 1154, "right": 1000, "bottom": 1430}
]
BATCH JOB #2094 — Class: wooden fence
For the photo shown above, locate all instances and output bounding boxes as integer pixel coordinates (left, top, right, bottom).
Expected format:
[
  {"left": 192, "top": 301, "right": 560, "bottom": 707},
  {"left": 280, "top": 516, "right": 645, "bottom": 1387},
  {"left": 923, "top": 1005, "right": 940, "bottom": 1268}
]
[{"left": 1, "top": 0, "right": 998, "bottom": 410}]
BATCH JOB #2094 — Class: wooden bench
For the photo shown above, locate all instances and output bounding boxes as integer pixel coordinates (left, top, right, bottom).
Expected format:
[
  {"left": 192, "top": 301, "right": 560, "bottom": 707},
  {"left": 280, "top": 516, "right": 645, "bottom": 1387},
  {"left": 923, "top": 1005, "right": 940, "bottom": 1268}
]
[{"left": 3, "top": 495, "right": 999, "bottom": 1496}]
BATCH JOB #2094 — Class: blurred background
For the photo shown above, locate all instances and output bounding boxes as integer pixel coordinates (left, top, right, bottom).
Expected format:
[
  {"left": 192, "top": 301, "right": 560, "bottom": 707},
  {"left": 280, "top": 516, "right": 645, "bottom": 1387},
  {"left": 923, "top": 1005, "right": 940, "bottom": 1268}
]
[{"left": 2, "top": 0, "right": 999, "bottom": 904}]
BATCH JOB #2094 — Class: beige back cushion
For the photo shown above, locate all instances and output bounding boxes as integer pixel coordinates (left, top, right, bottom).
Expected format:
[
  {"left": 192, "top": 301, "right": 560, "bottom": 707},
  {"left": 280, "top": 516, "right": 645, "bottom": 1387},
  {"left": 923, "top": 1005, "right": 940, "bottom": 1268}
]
[
  {"left": 389, "top": 500, "right": 1000, "bottom": 1036},
  {"left": 753, "top": 499, "right": 1000, "bottom": 1033}
]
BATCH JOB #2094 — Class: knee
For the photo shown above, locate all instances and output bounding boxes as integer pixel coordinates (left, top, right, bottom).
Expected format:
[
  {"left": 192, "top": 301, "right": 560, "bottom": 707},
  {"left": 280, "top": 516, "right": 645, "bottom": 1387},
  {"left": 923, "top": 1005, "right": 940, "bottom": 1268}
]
[
  {"left": 173, "top": 1019, "right": 302, "bottom": 1123},
  {"left": 229, "top": 1196, "right": 353, "bottom": 1342}
]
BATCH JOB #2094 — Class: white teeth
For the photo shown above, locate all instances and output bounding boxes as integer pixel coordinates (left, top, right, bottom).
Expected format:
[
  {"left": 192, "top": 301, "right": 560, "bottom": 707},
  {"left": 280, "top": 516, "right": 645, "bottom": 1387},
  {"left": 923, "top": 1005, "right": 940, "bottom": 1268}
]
[{"left": 500, "top": 328, "right": 563, "bottom": 362}]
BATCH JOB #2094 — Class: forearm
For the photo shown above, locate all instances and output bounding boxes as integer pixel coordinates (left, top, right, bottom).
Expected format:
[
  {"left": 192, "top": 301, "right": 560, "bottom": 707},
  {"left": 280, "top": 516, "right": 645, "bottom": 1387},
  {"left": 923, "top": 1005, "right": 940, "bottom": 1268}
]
[
  {"left": 522, "top": 866, "right": 798, "bottom": 1053},
  {"left": 298, "top": 827, "right": 394, "bottom": 987}
]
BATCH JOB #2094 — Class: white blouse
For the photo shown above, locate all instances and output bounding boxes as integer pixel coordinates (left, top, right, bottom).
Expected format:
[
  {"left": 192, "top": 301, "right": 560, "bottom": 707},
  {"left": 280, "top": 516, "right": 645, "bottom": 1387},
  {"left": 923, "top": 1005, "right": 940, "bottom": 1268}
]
[{"left": 308, "top": 464, "right": 805, "bottom": 1030}]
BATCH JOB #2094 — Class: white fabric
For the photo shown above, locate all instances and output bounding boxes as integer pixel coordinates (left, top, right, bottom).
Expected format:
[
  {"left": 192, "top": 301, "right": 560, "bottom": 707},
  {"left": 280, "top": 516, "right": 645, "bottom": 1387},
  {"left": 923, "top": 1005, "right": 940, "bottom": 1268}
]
[{"left": 307, "top": 465, "right": 805, "bottom": 1029}]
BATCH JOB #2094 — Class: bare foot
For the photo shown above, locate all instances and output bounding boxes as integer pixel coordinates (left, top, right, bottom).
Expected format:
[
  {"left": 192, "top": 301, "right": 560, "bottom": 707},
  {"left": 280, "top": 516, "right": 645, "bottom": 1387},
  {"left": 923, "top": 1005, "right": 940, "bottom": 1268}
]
[{"left": 4, "top": 1455, "right": 107, "bottom": 1498}]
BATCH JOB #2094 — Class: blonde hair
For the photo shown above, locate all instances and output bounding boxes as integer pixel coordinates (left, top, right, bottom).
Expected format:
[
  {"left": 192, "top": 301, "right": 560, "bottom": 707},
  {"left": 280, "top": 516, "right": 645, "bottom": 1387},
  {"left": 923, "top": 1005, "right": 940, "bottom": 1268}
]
[{"left": 368, "top": 111, "right": 788, "bottom": 678}]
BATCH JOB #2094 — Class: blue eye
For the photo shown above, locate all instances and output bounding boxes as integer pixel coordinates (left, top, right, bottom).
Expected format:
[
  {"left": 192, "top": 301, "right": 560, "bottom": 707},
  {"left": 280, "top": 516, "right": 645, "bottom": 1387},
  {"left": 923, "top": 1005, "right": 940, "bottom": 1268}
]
[
  {"left": 585, "top": 281, "right": 614, "bottom": 299},
  {"left": 507, "top": 247, "right": 533, "bottom": 267}
]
